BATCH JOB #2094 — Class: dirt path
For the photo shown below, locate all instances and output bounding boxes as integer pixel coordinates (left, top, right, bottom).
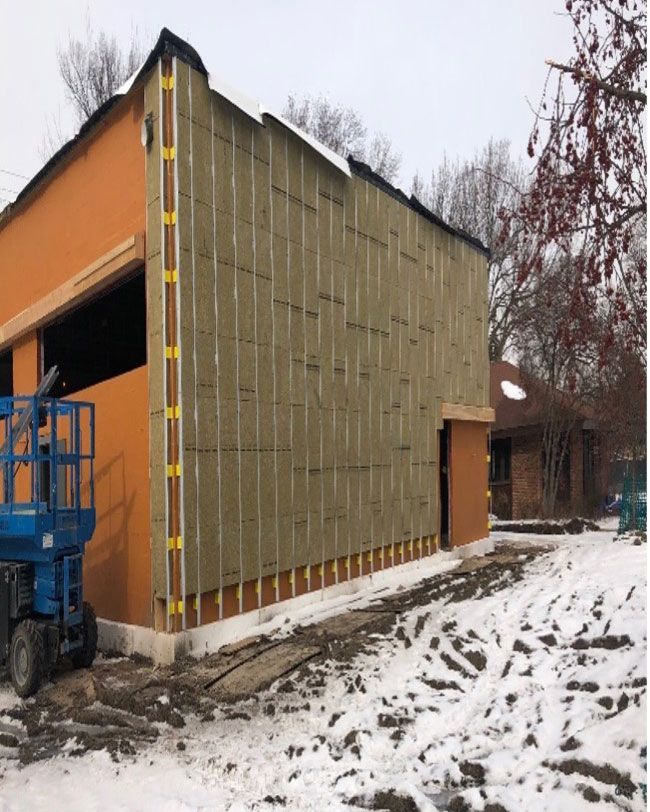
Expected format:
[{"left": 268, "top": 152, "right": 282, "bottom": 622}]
[{"left": 2, "top": 544, "right": 551, "bottom": 767}]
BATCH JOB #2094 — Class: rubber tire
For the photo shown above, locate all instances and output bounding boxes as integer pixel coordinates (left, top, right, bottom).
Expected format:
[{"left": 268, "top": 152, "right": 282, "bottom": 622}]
[
  {"left": 70, "top": 602, "right": 98, "bottom": 669},
  {"left": 9, "top": 620, "right": 44, "bottom": 698}
]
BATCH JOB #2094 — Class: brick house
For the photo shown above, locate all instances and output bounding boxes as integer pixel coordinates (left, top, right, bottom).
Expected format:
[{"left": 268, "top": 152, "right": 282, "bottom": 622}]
[{"left": 490, "top": 361, "right": 607, "bottom": 520}]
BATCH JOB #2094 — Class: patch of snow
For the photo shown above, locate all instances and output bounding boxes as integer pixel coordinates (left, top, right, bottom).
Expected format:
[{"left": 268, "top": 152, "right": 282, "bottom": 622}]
[
  {"left": 501, "top": 380, "right": 527, "bottom": 400},
  {"left": 0, "top": 528, "right": 645, "bottom": 811}
]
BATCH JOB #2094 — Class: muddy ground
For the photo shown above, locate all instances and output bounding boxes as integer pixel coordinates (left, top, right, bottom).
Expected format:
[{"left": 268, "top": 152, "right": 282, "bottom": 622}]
[{"left": 0, "top": 544, "right": 553, "bottom": 768}]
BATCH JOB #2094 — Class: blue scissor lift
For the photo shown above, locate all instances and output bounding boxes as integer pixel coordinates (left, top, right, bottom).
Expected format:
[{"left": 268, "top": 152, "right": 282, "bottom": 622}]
[{"left": 0, "top": 368, "right": 97, "bottom": 696}]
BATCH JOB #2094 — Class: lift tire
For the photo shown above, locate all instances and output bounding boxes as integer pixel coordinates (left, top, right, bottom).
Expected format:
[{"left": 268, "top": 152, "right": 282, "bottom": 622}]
[
  {"left": 70, "top": 602, "right": 98, "bottom": 669},
  {"left": 9, "top": 620, "right": 45, "bottom": 698}
]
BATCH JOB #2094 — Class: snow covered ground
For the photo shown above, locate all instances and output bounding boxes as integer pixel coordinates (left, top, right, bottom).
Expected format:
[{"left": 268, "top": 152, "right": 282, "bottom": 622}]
[{"left": 0, "top": 528, "right": 645, "bottom": 811}]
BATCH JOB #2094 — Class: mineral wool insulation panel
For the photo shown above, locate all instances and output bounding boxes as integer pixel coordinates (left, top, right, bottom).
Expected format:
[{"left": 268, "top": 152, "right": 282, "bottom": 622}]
[{"left": 145, "top": 61, "right": 489, "bottom": 601}]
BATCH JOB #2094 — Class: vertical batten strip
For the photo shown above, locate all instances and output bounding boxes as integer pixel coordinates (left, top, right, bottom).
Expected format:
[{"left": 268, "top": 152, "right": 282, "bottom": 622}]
[
  {"left": 172, "top": 57, "right": 187, "bottom": 630},
  {"left": 316, "top": 167, "right": 325, "bottom": 589},
  {"left": 285, "top": 136, "right": 296, "bottom": 597},
  {"left": 188, "top": 64, "right": 202, "bottom": 626},
  {"left": 300, "top": 145, "right": 311, "bottom": 590},
  {"left": 230, "top": 113, "right": 244, "bottom": 614},
  {"left": 366, "top": 181, "right": 372, "bottom": 571},
  {"left": 330, "top": 179, "right": 339, "bottom": 577},
  {"left": 158, "top": 59, "right": 172, "bottom": 630},
  {"left": 210, "top": 96, "right": 225, "bottom": 619},
  {"left": 161, "top": 55, "right": 183, "bottom": 630},
  {"left": 251, "top": 127, "right": 263, "bottom": 607},
  {"left": 269, "top": 129, "right": 280, "bottom": 603}
]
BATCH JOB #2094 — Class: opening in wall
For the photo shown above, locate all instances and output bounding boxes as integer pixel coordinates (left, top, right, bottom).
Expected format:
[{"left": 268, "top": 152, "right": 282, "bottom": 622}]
[
  {"left": 43, "top": 271, "right": 146, "bottom": 397},
  {"left": 0, "top": 349, "right": 12, "bottom": 396},
  {"left": 439, "top": 421, "right": 450, "bottom": 548}
]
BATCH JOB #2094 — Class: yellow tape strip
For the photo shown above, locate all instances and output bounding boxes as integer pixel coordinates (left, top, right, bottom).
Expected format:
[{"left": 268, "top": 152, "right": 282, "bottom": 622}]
[
  {"left": 163, "top": 211, "right": 177, "bottom": 226},
  {"left": 166, "top": 405, "right": 180, "bottom": 419},
  {"left": 255, "top": 580, "right": 260, "bottom": 594},
  {"left": 161, "top": 75, "right": 175, "bottom": 90},
  {"left": 288, "top": 571, "right": 294, "bottom": 584},
  {"left": 165, "top": 345, "right": 180, "bottom": 359},
  {"left": 272, "top": 576, "right": 277, "bottom": 589},
  {"left": 236, "top": 585, "right": 241, "bottom": 599},
  {"left": 166, "top": 463, "right": 182, "bottom": 478},
  {"left": 303, "top": 566, "right": 309, "bottom": 579},
  {"left": 161, "top": 145, "right": 176, "bottom": 161},
  {"left": 487, "top": 489, "right": 492, "bottom": 498},
  {"left": 164, "top": 269, "right": 178, "bottom": 284},
  {"left": 193, "top": 596, "right": 198, "bottom": 611},
  {"left": 486, "top": 454, "right": 491, "bottom": 463},
  {"left": 168, "top": 599, "right": 184, "bottom": 615},
  {"left": 215, "top": 590, "right": 221, "bottom": 605},
  {"left": 357, "top": 554, "right": 362, "bottom": 566}
]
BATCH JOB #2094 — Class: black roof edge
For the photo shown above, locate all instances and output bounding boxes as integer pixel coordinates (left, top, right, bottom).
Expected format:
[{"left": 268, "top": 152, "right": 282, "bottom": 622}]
[
  {"left": 1, "top": 28, "right": 208, "bottom": 224},
  {"left": 2, "top": 27, "right": 491, "bottom": 262},
  {"left": 347, "top": 157, "right": 490, "bottom": 259}
]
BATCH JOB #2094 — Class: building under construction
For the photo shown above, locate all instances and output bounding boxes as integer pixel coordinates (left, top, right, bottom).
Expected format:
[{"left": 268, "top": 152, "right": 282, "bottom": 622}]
[{"left": 0, "top": 30, "right": 494, "bottom": 649}]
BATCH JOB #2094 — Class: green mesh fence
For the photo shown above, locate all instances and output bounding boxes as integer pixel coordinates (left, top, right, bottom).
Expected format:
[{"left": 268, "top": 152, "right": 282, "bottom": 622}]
[{"left": 619, "top": 470, "right": 647, "bottom": 533}]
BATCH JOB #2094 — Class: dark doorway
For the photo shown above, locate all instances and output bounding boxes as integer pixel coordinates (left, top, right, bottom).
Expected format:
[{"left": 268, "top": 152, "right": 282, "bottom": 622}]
[
  {"left": 490, "top": 437, "right": 512, "bottom": 519},
  {"left": 42, "top": 271, "right": 146, "bottom": 398},
  {"left": 439, "top": 421, "right": 450, "bottom": 548},
  {"left": 0, "top": 349, "right": 12, "bottom": 397}
]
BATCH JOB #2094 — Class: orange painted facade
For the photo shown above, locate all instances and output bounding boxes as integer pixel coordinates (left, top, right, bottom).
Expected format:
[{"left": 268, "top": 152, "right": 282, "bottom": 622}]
[
  {"left": 76, "top": 367, "right": 151, "bottom": 627},
  {"left": 449, "top": 420, "right": 490, "bottom": 547},
  {"left": 0, "top": 92, "right": 151, "bottom": 626}
]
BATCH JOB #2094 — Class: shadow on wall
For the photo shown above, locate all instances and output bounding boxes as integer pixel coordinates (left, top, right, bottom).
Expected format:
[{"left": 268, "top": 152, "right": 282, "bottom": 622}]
[{"left": 83, "top": 450, "right": 137, "bottom": 623}]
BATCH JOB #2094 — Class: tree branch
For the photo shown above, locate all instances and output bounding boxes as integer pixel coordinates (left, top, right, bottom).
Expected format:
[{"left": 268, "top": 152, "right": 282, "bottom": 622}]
[{"left": 545, "top": 59, "right": 647, "bottom": 104}]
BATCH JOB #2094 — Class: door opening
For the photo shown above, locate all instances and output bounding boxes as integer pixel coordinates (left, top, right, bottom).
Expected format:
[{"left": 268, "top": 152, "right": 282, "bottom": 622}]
[{"left": 439, "top": 420, "right": 450, "bottom": 548}]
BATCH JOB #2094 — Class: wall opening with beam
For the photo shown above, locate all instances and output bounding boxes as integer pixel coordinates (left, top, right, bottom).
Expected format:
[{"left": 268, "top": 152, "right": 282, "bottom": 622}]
[{"left": 43, "top": 271, "right": 146, "bottom": 397}]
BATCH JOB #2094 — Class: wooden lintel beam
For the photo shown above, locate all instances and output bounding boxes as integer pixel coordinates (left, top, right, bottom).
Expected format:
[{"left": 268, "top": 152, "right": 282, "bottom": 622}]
[
  {"left": 0, "top": 233, "right": 145, "bottom": 351},
  {"left": 442, "top": 402, "right": 495, "bottom": 423}
]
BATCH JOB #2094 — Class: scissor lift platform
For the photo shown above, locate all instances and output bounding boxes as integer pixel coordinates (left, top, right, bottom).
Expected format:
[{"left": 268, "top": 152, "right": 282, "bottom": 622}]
[{"left": 0, "top": 384, "right": 97, "bottom": 696}]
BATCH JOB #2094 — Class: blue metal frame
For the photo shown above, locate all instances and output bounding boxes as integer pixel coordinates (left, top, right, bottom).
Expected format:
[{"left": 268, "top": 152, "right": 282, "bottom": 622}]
[{"left": 0, "top": 397, "right": 95, "bottom": 640}]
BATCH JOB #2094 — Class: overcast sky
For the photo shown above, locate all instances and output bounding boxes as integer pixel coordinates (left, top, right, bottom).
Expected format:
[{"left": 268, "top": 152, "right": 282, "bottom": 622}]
[{"left": 1, "top": 1, "right": 573, "bottom": 203}]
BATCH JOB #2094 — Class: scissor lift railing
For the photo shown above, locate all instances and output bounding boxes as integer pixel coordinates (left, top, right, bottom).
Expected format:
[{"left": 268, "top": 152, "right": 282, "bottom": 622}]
[
  {"left": 0, "top": 386, "right": 98, "bottom": 698},
  {"left": 0, "top": 396, "right": 95, "bottom": 557}
]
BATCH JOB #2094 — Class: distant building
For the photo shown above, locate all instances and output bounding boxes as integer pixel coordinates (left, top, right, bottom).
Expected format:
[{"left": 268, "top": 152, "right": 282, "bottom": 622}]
[{"left": 489, "top": 361, "right": 607, "bottom": 520}]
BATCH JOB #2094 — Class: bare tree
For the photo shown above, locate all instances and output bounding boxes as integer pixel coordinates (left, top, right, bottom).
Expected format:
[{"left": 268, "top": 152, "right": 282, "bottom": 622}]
[
  {"left": 413, "top": 139, "right": 533, "bottom": 361},
  {"left": 58, "top": 25, "right": 147, "bottom": 125},
  {"left": 283, "top": 94, "right": 402, "bottom": 184},
  {"left": 516, "top": 0, "right": 647, "bottom": 352},
  {"left": 516, "top": 254, "right": 603, "bottom": 517}
]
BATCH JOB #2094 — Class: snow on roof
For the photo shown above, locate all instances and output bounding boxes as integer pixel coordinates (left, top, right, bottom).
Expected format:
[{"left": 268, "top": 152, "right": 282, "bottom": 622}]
[
  {"left": 115, "top": 46, "right": 351, "bottom": 177},
  {"left": 501, "top": 380, "right": 527, "bottom": 401},
  {"left": 2, "top": 29, "right": 488, "bottom": 257}
]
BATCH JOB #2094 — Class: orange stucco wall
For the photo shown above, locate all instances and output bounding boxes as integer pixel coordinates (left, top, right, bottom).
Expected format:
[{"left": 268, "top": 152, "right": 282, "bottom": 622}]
[
  {"left": 0, "top": 93, "right": 151, "bottom": 626},
  {"left": 0, "top": 94, "right": 146, "bottom": 325},
  {"left": 450, "top": 420, "right": 489, "bottom": 546},
  {"left": 76, "top": 367, "right": 151, "bottom": 626}
]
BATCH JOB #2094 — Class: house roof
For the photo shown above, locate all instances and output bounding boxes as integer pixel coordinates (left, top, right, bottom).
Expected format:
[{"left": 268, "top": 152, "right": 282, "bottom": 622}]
[
  {"left": 1, "top": 29, "right": 489, "bottom": 258},
  {"left": 491, "top": 360, "right": 594, "bottom": 432}
]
